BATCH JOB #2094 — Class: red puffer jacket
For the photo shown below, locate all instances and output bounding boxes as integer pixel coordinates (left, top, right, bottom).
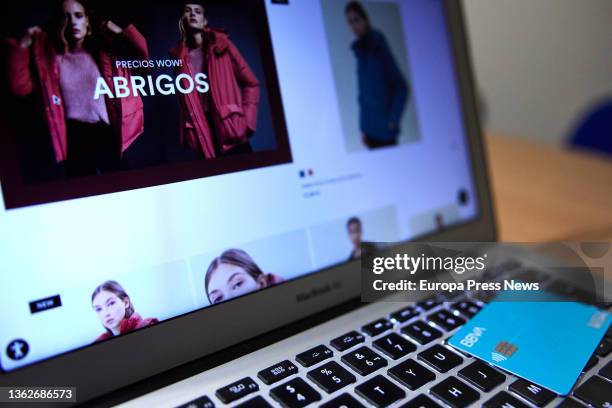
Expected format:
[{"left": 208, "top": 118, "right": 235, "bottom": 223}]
[
  {"left": 94, "top": 313, "right": 158, "bottom": 342},
  {"left": 7, "top": 25, "right": 148, "bottom": 163},
  {"left": 170, "top": 29, "right": 260, "bottom": 158}
]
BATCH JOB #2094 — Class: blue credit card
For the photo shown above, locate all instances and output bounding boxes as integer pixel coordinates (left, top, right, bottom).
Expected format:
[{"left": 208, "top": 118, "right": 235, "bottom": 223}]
[{"left": 448, "top": 292, "right": 610, "bottom": 395}]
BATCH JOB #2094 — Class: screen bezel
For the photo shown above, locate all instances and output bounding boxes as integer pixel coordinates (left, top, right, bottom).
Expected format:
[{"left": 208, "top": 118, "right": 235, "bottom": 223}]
[{"left": 0, "top": 1, "right": 497, "bottom": 403}]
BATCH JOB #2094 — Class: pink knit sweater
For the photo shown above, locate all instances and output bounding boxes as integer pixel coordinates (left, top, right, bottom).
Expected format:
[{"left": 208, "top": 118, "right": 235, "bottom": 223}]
[{"left": 56, "top": 49, "right": 110, "bottom": 125}]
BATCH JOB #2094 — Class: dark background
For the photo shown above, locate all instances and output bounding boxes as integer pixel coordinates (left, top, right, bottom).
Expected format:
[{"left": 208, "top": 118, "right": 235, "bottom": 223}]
[{"left": 0, "top": 0, "right": 278, "bottom": 184}]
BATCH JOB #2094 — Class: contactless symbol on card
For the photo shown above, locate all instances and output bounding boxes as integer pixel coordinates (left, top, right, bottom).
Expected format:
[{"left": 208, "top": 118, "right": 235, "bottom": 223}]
[{"left": 491, "top": 341, "right": 518, "bottom": 362}]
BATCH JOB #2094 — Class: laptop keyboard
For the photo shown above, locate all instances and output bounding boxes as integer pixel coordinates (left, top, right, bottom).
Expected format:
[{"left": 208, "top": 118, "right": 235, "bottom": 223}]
[{"left": 176, "top": 266, "right": 612, "bottom": 408}]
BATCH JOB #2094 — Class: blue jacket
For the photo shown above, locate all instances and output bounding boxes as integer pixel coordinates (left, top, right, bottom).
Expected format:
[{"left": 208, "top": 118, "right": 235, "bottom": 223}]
[{"left": 352, "top": 30, "right": 409, "bottom": 141}]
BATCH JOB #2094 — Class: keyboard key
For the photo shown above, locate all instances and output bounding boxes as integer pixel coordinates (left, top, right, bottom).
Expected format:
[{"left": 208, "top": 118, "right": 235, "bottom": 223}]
[
  {"left": 355, "top": 375, "right": 405, "bottom": 408},
  {"left": 458, "top": 360, "right": 506, "bottom": 392},
  {"left": 330, "top": 331, "right": 365, "bottom": 351},
  {"left": 401, "top": 321, "right": 442, "bottom": 345},
  {"left": 387, "top": 359, "right": 435, "bottom": 390},
  {"left": 257, "top": 360, "right": 298, "bottom": 385},
  {"left": 307, "top": 361, "right": 356, "bottom": 393},
  {"left": 418, "top": 344, "right": 463, "bottom": 373},
  {"left": 234, "top": 396, "right": 272, "bottom": 408},
  {"left": 508, "top": 379, "right": 556, "bottom": 406},
  {"left": 362, "top": 318, "right": 393, "bottom": 337},
  {"left": 572, "top": 288, "right": 600, "bottom": 305},
  {"left": 451, "top": 300, "right": 481, "bottom": 318},
  {"left": 472, "top": 289, "right": 498, "bottom": 303},
  {"left": 269, "top": 377, "right": 321, "bottom": 408},
  {"left": 483, "top": 391, "right": 529, "bottom": 408},
  {"left": 417, "top": 296, "right": 440, "bottom": 311},
  {"left": 320, "top": 393, "right": 365, "bottom": 408},
  {"left": 427, "top": 309, "right": 466, "bottom": 331},
  {"left": 341, "top": 346, "right": 387, "bottom": 376},
  {"left": 547, "top": 280, "right": 582, "bottom": 300},
  {"left": 373, "top": 333, "right": 416, "bottom": 359},
  {"left": 600, "top": 360, "right": 612, "bottom": 380},
  {"left": 438, "top": 289, "right": 462, "bottom": 302},
  {"left": 216, "top": 378, "right": 259, "bottom": 404},
  {"left": 573, "top": 375, "right": 612, "bottom": 407},
  {"left": 215, "top": 377, "right": 259, "bottom": 404},
  {"left": 177, "top": 395, "right": 214, "bottom": 408},
  {"left": 595, "top": 338, "right": 612, "bottom": 357},
  {"left": 546, "top": 281, "right": 595, "bottom": 304},
  {"left": 399, "top": 394, "right": 442, "bottom": 408},
  {"left": 583, "top": 355, "right": 599, "bottom": 372},
  {"left": 430, "top": 377, "right": 479, "bottom": 408},
  {"left": 390, "top": 306, "right": 419, "bottom": 323},
  {"left": 295, "top": 345, "right": 333, "bottom": 367},
  {"left": 556, "top": 399, "right": 587, "bottom": 408}
]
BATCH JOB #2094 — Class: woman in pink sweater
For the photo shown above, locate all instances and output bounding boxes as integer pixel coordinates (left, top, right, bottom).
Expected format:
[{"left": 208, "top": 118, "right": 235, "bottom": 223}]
[{"left": 7, "top": 0, "right": 149, "bottom": 177}]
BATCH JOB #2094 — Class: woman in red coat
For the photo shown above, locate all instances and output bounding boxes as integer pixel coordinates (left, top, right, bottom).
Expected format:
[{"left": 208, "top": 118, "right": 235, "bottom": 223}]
[
  {"left": 91, "top": 280, "right": 158, "bottom": 342},
  {"left": 7, "top": 0, "right": 149, "bottom": 177},
  {"left": 170, "top": 1, "right": 260, "bottom": 159}
]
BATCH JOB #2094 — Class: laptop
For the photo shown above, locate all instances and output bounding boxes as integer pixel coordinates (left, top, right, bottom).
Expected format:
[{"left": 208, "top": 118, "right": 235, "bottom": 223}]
[{"left": 0, "top": 0, "right": 609, "bottom": 407}]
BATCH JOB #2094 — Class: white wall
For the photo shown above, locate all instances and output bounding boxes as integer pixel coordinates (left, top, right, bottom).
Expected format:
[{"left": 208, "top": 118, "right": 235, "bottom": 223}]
[{"left": 463, "top": 0, "right": 612, "bottom": 145}]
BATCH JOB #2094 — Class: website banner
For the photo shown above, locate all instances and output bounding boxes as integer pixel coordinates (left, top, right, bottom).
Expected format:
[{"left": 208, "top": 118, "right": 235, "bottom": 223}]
[{"left": 0, "top": 0, "right": 290, "bottom": 209}]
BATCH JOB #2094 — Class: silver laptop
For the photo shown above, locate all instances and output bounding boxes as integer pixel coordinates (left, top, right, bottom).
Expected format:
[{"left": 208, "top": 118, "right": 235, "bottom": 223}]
[{"left": 0, "top": 1, "right": 609, "bottom": 407}]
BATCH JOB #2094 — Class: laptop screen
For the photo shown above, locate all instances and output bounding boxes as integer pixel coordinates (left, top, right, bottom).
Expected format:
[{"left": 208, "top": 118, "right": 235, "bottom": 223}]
[{"left": 0, "top": 0, "right": 478, "bottom": 371}]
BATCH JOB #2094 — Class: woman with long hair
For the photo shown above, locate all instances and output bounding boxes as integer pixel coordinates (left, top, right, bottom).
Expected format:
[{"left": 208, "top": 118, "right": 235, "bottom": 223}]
[
  {"left": 204, "top": 249, "right": 283, "bottom": 304},
  {"left": 345, "top": 1, "right": 409, "bottom": 149},
  {"left": 7, "top": 0, "right": 149, "bottom": 177},
  {"left": 170, "top": 1, "right": 260, "bottom": 159},
  {"left": 91, "top": 280, "right": 158, "bottom": 342}
]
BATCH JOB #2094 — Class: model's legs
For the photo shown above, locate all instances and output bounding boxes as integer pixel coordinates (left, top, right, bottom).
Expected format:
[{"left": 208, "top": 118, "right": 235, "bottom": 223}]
[
  {"left": 65, "top": 120, "right": 98, "bottom": 177},
  {"left": 93, "top": 123, "right": 123, "bottom": 174}
]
